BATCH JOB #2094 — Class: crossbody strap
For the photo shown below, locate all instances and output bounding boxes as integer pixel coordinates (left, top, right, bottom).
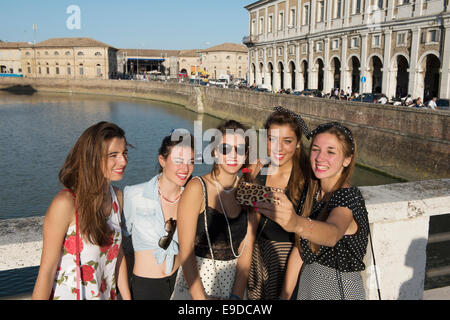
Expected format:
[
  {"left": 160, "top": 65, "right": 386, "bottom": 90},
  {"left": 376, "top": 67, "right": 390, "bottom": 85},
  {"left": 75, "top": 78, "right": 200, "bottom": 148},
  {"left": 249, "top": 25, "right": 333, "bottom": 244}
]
[{"left": 61, "top": 189, "right": 81, "bottom": 300}]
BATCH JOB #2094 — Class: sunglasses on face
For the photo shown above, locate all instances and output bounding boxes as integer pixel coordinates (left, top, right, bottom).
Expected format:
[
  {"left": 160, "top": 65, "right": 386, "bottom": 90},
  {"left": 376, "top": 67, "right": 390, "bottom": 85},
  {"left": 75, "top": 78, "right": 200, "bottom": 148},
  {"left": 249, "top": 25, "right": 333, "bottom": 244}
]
[
  {"left": 217, "top": 143, "right": 247, "bottom": 156},
  {"left": 158, "top": 218, "right": 177, "bottom": 250}
]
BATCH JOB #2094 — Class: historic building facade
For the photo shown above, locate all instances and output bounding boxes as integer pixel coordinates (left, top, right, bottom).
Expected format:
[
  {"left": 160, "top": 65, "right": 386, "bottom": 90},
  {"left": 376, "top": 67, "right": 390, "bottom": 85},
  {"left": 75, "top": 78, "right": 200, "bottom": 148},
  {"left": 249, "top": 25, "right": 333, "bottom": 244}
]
[
  {"left": 0, "top": 41, "right": 28, "bottom": 74},
  {"left": 244, "top": 0, "right": 450, "bottom": 100},
  {"left": 199, "top": 43, "right": 249, "bottom": 80},
  {"left": 20, "top": 37, "right": 118, "bottom": 80}
]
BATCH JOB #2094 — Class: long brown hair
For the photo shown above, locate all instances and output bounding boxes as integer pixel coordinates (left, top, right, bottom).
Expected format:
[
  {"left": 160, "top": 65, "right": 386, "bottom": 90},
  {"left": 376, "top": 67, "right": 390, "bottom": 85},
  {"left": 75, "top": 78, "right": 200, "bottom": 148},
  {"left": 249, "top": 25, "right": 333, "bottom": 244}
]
[
  {"left": 59, "top": 121, "right": 129, "bottom": 247},
  {"left": 264, "top": 110, "right": 310, "bottom": 207},
  {"left": 300, "top": 123, "right": 356, "bottom": 253}
]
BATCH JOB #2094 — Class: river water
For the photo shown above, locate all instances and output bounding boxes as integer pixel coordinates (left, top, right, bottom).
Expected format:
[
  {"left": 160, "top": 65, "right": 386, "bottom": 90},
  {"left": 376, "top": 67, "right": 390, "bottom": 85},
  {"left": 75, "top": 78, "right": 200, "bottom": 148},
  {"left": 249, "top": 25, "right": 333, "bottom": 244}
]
[{"left": 0, "top": 91, "right": 447, "bottom": 296}]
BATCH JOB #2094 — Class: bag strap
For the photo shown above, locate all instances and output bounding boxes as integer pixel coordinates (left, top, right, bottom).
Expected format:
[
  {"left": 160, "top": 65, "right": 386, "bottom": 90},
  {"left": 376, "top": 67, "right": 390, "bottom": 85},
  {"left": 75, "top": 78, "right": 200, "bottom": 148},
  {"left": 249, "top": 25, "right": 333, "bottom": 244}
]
[
  {"left": 193, "top": 177, "right": 214, "bottom": 261},
  {"left": 61, "top": 189, "right": 81, "bottom": 300}
]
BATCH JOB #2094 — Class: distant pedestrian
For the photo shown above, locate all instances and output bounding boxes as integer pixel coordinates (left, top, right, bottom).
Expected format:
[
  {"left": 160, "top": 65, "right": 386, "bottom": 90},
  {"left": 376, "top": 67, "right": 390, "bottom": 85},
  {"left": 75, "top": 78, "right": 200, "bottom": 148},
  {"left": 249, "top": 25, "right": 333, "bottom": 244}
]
[
  {"left": 428, "top": 97, "right": 437, "bottom": 110},
  {"left": 415, "top": 97, "right": 424, "bottom": 108},
  {"left": 32, "top": 122, "right": 132, "bottom": 300}
]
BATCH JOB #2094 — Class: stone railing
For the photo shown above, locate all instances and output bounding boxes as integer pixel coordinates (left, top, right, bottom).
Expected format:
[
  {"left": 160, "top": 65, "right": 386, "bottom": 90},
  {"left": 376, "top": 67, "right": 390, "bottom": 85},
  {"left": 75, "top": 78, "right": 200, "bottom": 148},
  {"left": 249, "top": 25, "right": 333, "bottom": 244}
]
[{"left": 0, "top": 179, "right": 449, "bottom": 300}]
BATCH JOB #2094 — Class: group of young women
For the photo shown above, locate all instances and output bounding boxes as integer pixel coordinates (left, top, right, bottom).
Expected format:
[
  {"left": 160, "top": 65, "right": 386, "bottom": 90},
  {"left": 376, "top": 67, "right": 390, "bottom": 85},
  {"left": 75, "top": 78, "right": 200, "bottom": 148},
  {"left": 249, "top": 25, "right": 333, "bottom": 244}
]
[{"left": 32, "top": 106, "right": 370, "bottom": 300}]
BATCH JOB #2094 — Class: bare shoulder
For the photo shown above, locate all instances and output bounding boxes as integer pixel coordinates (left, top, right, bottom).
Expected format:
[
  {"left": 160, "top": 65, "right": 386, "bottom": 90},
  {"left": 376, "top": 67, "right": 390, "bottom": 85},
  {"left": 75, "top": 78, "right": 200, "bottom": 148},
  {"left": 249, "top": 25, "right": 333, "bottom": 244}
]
[
  {"left": 180, "top": 177, "right": 205, "bottom": 212},
  {"left": 44, "top": 190, "right": 76, "bottom": 229}
]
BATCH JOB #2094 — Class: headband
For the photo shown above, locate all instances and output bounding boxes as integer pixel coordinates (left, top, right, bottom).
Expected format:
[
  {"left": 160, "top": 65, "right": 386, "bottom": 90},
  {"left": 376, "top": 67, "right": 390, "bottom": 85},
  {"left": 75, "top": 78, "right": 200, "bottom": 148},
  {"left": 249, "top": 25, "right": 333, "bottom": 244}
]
[
  {"left": 309, "top": 122, "right": 355, "bottom": 152},
  {"left": 273, "top": 106, "right": 311, "bottom": 139}
]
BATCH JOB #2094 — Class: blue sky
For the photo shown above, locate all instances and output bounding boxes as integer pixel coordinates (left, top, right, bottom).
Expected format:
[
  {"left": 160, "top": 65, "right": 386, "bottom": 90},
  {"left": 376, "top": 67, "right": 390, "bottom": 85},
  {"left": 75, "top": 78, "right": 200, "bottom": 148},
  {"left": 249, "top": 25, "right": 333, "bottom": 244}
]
[{"left": 0, "top": 0, "right": 252, "bottom": 50}]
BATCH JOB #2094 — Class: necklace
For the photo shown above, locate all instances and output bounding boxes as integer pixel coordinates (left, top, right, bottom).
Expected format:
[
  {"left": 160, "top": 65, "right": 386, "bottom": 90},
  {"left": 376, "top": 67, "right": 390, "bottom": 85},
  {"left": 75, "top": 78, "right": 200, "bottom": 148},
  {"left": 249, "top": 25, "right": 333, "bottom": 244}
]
[
  {"left": 212, "top": 171, "right": 238, "bottom": 194},
  {"left": 212, "top": 177, "right": 247, "bottom": 259},
  {"left": 158, "top": 177, "right": 182, "bottom": 204}
]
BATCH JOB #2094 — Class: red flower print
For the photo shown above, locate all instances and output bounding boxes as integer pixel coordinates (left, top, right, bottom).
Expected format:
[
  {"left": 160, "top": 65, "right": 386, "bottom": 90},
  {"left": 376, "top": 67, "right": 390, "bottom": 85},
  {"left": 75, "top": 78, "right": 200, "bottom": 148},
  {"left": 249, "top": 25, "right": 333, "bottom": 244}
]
[
  {"left": 100, "top": 279, "right": 107, "bottom": 293},
  {"left": 80, "top": 265, "right": 95, "bottom": 282},
  {"left": 110, "top": 289, "right": 117, "bottom": 300},
  {"left": 107, "top": 244, "right": 119, "bottom": 261},
  {"left": 112, "top": 201, "right": 118, "bottom": 213},
  {"left": 242, "top": 168, "right": 252, "bottom": 173},
  {"left": 64, "top": 235, "right": 83, "bottom": 255}
]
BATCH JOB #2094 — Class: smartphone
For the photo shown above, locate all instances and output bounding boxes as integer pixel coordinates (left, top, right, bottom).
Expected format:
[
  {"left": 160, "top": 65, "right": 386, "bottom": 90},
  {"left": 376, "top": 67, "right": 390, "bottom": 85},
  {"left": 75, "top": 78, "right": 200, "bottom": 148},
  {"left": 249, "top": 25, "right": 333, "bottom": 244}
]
[{"left": 235, "top": 181, "right": 284, "bottom": 206}]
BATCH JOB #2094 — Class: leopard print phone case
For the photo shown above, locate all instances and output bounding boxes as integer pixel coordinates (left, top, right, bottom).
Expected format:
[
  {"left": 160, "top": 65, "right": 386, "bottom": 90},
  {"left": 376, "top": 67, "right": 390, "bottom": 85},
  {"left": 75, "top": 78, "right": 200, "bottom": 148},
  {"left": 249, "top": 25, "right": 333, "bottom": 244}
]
[{"left": 235, "top": 181, "right": 284, "bottom": 206}]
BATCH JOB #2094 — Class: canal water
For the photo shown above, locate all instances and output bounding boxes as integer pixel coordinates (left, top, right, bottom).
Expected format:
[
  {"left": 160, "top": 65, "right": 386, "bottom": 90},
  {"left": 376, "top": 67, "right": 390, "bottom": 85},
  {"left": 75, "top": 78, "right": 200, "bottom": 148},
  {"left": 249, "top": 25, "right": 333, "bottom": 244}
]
[{"left": 0, "top": 91, "right": 447, "bottom": 297}]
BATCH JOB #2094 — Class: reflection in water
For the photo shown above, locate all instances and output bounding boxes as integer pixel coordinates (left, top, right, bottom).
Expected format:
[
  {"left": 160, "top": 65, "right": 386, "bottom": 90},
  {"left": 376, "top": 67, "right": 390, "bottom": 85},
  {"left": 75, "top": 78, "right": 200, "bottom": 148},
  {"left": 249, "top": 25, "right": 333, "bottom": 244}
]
[{"left": 0, "top": 91, "right": 399, "bottom": 220}]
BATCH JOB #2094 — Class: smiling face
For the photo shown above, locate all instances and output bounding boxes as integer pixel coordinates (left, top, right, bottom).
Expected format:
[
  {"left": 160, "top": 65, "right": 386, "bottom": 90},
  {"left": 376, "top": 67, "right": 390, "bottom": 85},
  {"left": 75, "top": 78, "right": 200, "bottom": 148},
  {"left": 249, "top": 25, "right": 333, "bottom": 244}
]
[
  {"left": 267, "top": 124, "right": 299, "bottom": 167},
  {"left": 215, "top": 133, "right": 247, "bottom": 175},
  {"left": 160, "top": 145, "right": 194, "bottom": 187},
  {"left": 102, "top": 137, "right": 128, "bottom": 182},
  {"left": 310, "top": 132, "right": 352, "bottom": 186}
]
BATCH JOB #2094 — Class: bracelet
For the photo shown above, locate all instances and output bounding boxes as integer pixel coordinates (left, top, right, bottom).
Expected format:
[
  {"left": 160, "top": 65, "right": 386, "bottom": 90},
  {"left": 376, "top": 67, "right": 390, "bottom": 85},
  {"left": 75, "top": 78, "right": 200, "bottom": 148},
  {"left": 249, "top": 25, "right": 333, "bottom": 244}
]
[{"left": 229, "top": 293, "right": 242, "bottom": 300}]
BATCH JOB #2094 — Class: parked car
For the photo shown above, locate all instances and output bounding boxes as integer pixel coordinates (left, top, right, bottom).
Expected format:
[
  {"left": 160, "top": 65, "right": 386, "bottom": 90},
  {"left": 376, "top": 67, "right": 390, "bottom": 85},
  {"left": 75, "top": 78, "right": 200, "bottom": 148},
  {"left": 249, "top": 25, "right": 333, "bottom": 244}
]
[
  {"left": 215, "top": 79, "right": 228, "bottom": 88},
  {"left": 299, "top": 89, "right": 323, "bottom": 97},
  {"left": 351, "top": 93, "right": 383, "bottom": 103},
  {"left": 436, "top": 99, "right": 450, "bottom": 110}
]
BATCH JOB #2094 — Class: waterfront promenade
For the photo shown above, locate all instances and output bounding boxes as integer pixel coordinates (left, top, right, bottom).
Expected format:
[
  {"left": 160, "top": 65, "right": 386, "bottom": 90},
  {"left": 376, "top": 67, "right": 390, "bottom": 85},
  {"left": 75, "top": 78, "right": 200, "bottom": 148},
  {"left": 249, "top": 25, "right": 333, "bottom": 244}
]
[{"left": 1, "top": 77, "right": 448, "bottom": 182}]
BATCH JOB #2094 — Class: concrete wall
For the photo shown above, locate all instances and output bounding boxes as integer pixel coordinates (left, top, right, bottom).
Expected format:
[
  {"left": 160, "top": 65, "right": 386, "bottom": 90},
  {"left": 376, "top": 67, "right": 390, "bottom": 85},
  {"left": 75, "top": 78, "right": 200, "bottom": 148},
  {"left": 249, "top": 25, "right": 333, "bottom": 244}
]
[
  {"left": 0, "top": 77, "right": 449, "bottom": 181},
  {"left": 1, "top": 179, "right": 449, "bottom": 300}
]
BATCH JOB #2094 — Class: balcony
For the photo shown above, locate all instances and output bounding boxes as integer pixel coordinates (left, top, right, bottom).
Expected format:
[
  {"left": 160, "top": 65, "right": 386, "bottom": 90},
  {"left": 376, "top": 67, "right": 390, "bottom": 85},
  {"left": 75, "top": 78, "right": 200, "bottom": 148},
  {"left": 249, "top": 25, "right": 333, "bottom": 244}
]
[{"left": 242, "top": 35, "right": 257, "bottom": 47}]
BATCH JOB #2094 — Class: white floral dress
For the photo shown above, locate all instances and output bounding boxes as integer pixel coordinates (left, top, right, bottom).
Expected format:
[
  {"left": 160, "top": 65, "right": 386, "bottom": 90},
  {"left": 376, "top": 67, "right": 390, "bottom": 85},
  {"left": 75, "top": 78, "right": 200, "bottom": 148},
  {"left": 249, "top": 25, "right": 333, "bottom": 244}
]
[{"left": 51, "top": 186, "right": 122, "bottom": 300}]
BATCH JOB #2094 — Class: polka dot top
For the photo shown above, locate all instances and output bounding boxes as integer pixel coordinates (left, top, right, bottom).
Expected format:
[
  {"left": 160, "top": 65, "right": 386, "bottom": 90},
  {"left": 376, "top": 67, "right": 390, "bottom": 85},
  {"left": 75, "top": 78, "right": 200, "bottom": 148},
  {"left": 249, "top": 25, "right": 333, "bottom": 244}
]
[{"left": 299, "top": 187, "right": 369, "bottom": 273}]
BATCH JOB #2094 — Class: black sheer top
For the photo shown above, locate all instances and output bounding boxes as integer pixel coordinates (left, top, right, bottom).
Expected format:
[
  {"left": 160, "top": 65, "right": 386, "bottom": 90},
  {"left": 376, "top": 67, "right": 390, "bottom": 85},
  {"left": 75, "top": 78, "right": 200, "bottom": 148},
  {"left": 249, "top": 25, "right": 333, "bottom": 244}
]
[
  {"left": 255, "top": 165, "right": 307, "bottom": 243},
  {"left": 194, "top": 177, "right": 248, "bottom": 261}
]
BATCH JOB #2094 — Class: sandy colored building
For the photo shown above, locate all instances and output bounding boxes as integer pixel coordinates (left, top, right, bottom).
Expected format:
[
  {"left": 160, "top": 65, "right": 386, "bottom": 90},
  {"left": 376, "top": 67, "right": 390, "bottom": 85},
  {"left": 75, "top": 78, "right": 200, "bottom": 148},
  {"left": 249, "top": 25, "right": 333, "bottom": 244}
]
[
  {"left": 244, "top": 0, "right": 450, "bottom": 100},
  {"left": 199, "top": 43, "right": 249, "bottom": 80},
  {"left": 20, "top": 37, "right": 117, "bottom": 79},
  {"left": 0, "top": 41, "right": 28, "bottom": 74}
]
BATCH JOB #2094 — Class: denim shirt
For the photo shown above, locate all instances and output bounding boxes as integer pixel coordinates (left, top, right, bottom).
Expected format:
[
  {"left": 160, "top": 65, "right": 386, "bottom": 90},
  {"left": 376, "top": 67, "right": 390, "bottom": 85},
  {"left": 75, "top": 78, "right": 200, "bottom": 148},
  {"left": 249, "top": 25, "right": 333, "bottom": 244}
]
[{"left": 123, "top": 174, "right": 180, "bottom": 275}]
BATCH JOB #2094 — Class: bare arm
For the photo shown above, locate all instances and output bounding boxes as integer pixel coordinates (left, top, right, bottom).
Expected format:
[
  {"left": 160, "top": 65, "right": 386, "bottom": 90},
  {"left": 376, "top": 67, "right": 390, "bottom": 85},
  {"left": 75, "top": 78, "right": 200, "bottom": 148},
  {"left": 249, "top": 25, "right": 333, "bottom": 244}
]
[
  {"left": 177, "top": 178, "right": 207, "bottom": 299},
  {"left": 114, "top": 188, "right": 131, "bottom": 300},
  {"left": 256, "top": 192, "right": 354, "bottom": 248},
  {"left": 32, "top": 191, "right": 74, "bottom": 300},
  {"left": 280, "top": 246, "right": 303, "bottom": 300},
  {"left": 230, "top": 208, "right": 258, "bottom": 299}
]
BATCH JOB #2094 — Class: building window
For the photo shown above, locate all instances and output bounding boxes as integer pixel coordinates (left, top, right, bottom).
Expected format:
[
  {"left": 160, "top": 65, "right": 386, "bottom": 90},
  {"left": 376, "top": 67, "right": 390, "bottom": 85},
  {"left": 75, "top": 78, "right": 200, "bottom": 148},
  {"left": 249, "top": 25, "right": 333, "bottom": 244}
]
[
  {"left": 268, "top": 15, "right": 273, "bottom": 33},
  {"left": 77, "top": 51, "right": 84, "bottom": 56},
  {"left": 79, "top": 64, "right": 84, "bottom": 75},
  {"left": 351, "top": 37, "right": 360, "bottom": 48},
  {"left": 46, "top": 64, "right": 50, "bottom": 74},
  {"left": 54, "top": 51, "right": 59, "bottom": 56},
  {"left": 278, "top": 11, "right": 284, "bottom": 30},
  {"left": 288, "top": 45, "right": 294, "bottom": 55},
  {"left": 65, "top": 51, "right": 71, "bottom": 56},
  {"left": 252, "top": 19, "right": 256, "bottom": 35},
  {"left": 67, "top": 64, "right": 71, "bottom": 75},
  {"left": 259, "top": 17, "right": 264, "bottom": 34},
  {"left": 268, "top": 48, "right": 272, "bottom": 57},
  {"left": 38, "top": 65, "right": 41, "bottom": 74},
  {"left": 303, "top": 4, "right": 310, "bottom": 25},
  {"left": 396, "top": 32, "right": 407, "bottom": 46},
  {"left": 334, "top": 0, "right": 342, "bottom": 19},
  {"left": 301, "top": 43, "right": 308, "bottom": 54},
  {"left": 316, "top": 41, "right": 323, "bottom": 52},
  {"left": 27, "top": 63, "right": 31, "bottom": 74},
  {"left": 278, "top": 47, "right": 283, "bottom": 56},
  {"left": 317, "top": 1, "right": 325, "bottom": 22},
  {"left": 428, "top": 29, "right": 439, "bottom": 43},
  {"left": 25, "top": 52, "right": 31, "bottom": 56},
  {"left": 372, "top": 34, "right": 381, "bottom": 48},
  {"left": 377, "top": 0, "right": 384, "bottom": 9},
  {"left": 45, "top": 51, "right": 49, "bottom": 56},
  {"left": 96, "top": 64, "right": 102, "bottom": 77},
  {"left": 56, "top": 64, "right": 60, "bottom": 75},
  {"left": 352, "top": 0, "right": 362, "bottom": 14},
  {"left": 289, "top": 8, "right": 296, "bottom": 27},
  {"left": 332, "top": 39, "right": 339, "bottom": 50}
]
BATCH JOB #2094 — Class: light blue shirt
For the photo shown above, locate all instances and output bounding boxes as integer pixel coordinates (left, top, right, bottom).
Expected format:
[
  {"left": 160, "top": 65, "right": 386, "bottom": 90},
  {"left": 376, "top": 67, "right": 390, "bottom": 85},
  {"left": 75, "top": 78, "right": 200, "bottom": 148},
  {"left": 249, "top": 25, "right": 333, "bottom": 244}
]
[{"left": 123, "top": 174, "right": 180, "bottom": 275}]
